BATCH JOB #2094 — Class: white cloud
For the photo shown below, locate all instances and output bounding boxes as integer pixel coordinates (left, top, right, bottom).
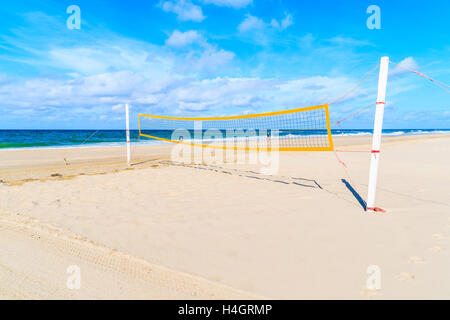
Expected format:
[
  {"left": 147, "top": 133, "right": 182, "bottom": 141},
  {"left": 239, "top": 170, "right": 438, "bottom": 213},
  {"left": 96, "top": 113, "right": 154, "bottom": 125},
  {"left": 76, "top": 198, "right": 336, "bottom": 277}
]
[
  {"left": 270, "top": 20, "right": 279, "bottom": 28},
  {"left": 166, "top": 30, "right": 204, "bottom": 47},
  {"left": 76, "top": 71, "right": 144, "bottom": 97},
  {"left": 238, "top": 15, "right": 264, "bottom": 32},
  {"left": 0, "top": 15, "right": 385, "bottom": 123},
  {"left": 270, "top": 13, "right": 293, "bottom": 30},
  {"left": 160, "top": 0, "right": 205, "bottom": 22},
  {"left": 1, "top": 11, "right": 427, "bottom": 128},
  {"left": 390, "top": 57, "right": 419, "bottom": 76},
  {"left": 187, "top": 49, "right": 235, "bottom": 72},
  {"left": 202, "top": 0, "right": 252, "bottom": 9},
  {"left": 0, "top": 70, "right": 376, "bottom": 122},
  {"left": 281, "top": 13, "right": 293, "bottom": 29},
  {"left": 239, "top": 13, "right": 293, "bottom": 33},
  {"left": 165, "top": 31, "right": 234, "bottom": 70},
  {"left": 111, "top": 103, "right": 124, "bottom": 111}
]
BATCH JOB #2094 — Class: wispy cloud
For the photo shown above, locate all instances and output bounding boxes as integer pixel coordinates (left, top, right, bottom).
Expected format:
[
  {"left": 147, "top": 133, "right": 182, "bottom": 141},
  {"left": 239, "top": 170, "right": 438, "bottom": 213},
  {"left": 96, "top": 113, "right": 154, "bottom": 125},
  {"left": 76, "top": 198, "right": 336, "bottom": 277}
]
[
  {"left": 238, "top": 13, "right": 294, "bottom": 33},
  {"left": 326, "top": 36, "right": 374, "bottom": 47},
  {"left": 270, "top": 13, "right": 293, "bottom": 31},
  {"left": 298, "top": 33, "right": 315, "bottom": 48},
  {"left": 390, "top": 57, "right": 419, "bottom": 76}
]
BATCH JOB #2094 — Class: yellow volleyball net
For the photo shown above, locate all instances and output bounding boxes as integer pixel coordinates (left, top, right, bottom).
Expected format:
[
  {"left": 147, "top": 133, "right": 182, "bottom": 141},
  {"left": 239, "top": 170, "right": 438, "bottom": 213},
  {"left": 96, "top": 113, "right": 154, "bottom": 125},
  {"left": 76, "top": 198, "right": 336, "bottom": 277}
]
[{"left": 138, "top": 103, "right": 334, "bottom": 151}]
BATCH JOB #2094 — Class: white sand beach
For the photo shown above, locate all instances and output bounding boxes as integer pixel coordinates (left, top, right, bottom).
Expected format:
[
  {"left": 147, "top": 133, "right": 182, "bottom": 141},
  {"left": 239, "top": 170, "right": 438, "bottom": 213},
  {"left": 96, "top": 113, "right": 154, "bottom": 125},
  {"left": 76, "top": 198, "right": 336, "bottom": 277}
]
[{"left": 0, "top": 134, "right": 449, "bottom": 299}]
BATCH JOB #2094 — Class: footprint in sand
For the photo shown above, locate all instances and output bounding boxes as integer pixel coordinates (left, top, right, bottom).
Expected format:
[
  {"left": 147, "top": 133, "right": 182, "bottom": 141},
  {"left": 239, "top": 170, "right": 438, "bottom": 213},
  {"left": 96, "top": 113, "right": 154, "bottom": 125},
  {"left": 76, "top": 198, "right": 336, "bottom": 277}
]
[
  {"left": 209, "top": 275, "right": 222, "bottom": 283},
  {"left": 430, "top": 246, "right": 445, "bottom": 253},
  {"left": 395, "top": 272, "right": 415, "bottom": 281},
  {"left": 409, "top": 256, "right": 426, "bottom": 264}
]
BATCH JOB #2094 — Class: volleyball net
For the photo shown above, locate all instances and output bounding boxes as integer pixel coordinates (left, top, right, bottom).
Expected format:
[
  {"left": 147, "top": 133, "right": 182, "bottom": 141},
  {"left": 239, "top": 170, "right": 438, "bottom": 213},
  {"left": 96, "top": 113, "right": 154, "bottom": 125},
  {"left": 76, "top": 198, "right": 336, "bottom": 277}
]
[{"left": 138, "top": 103, "right": 334, "bottom": 151}]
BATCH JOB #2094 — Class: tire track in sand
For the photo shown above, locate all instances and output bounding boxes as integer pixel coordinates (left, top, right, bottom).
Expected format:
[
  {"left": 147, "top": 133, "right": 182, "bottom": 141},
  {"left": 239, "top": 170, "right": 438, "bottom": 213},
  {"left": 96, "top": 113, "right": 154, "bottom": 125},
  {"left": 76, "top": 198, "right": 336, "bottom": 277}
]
[{"left": 0, "top": 210, "right": 263, "bottom": 299}]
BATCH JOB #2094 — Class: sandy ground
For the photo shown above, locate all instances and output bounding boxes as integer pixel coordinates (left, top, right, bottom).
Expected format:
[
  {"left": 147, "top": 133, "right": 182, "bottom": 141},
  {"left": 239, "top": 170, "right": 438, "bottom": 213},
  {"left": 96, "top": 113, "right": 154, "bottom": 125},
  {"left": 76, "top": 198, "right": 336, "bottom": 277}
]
[
  {"left": 0, "top": 134, "right": 449, "bottom": 299},
  {"left": 0, "top": 210, "right": 260, "bottom": 299}
]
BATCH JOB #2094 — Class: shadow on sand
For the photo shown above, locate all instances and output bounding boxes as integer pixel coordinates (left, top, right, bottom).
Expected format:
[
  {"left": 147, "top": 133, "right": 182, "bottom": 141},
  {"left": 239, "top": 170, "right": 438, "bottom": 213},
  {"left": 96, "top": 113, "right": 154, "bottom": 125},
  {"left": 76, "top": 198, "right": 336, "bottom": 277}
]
[
  {"left": 177, "top": 162, "right": 323, "bottom": 189},
  {"left": 341, "top": 179, "right": 366, "bottom": 210}
]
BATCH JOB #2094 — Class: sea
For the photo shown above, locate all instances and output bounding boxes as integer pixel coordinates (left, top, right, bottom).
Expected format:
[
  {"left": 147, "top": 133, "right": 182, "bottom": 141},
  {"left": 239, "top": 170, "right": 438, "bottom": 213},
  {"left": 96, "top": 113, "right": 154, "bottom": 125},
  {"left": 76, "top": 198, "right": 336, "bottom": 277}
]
[{"left": 0, "top": 129, "right": 449, "bottom": 150}]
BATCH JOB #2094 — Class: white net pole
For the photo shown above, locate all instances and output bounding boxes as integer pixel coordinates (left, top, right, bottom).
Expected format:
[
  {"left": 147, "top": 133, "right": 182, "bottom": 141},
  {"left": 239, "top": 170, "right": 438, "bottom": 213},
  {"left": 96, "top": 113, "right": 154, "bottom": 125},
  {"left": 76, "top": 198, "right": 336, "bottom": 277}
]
[
  {"left": 366, "top": 57, "right": 389, "bottom": 212},
  {"left": 126, "top": 103, "right": 131, "bottom": 166}
]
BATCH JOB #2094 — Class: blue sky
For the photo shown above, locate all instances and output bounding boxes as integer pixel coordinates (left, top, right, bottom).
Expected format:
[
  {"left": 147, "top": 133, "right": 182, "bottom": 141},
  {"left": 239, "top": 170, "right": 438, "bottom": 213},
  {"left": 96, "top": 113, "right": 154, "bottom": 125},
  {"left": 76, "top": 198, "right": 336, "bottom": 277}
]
[{"left": 0, "top": 0, "right": 449, "bottom": 129}]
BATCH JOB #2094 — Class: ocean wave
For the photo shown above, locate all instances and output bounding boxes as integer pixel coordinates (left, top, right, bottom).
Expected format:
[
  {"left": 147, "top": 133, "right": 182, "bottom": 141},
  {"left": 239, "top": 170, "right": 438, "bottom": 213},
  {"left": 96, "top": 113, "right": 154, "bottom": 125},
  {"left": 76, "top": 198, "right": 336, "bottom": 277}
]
[
  {"left": 1, "top": 129, "right": 449, "bottom": 150},
  {"left": 339, "top": 132, "right": 372, "bottom": 137}
]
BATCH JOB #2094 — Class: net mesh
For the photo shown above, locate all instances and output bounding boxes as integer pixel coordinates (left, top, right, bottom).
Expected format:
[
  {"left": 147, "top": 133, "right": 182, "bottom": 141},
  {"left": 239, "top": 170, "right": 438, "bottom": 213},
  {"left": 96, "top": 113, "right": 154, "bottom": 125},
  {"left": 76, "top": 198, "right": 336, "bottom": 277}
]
[{"left": 138, "top": 104, "right": 333, "bottom": 151}]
